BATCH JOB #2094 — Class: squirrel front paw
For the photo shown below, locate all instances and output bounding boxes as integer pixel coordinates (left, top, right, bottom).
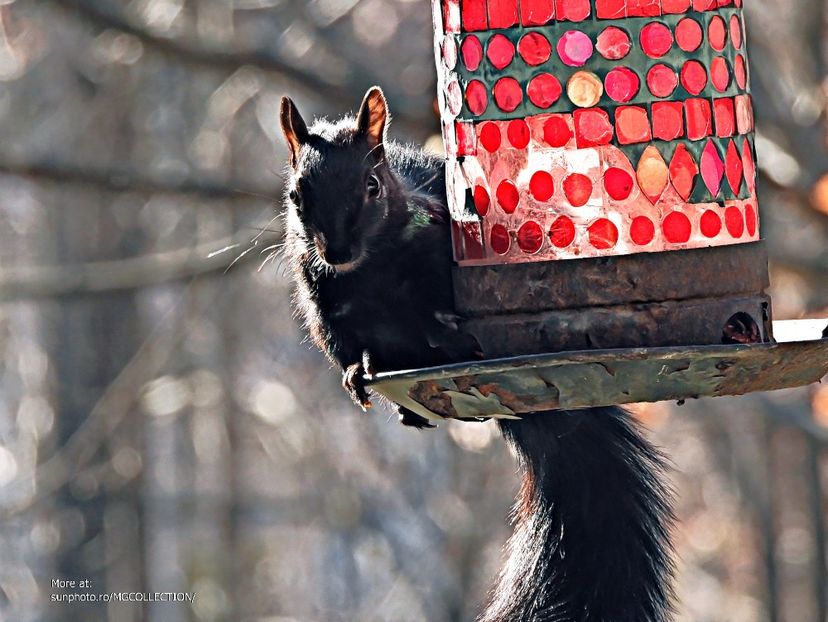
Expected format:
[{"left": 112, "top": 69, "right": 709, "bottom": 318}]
[{"left": 343, "top": 362, "right": 372, "bottom": 411}]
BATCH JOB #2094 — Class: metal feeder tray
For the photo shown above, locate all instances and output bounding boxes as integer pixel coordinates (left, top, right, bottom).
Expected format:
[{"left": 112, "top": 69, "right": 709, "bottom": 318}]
[{"left": 367, "top": 319, "right": 828, "bottom": 423}]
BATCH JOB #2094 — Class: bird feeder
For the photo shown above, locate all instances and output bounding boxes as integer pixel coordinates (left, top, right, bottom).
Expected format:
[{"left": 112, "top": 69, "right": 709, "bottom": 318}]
[{"left": 368, "top": 0, "right": 828, "bottom": 423}]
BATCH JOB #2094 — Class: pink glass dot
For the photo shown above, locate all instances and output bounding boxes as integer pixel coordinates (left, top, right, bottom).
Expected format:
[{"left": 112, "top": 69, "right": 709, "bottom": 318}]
[
  {"left": 486, "top": 34, "right": 515, "bottom": 70},
  {"left": 557, "top": 31, "right": 594, "bottom": 67},
  {"left": 605, "top": 67, "right": 640, "bottom": 103},
  {"left": 596, "top": 27, "right": 631, "bottom": 60},
  {"left": 647, "top": 64, "right": 678, "bottom": 98},
  {"left": 465, "top": 80, "right": 488, "bottom": 115},
  {"left": 640, "top": 22, "right": 673, "bottom": 58},
  {"left": 461, "top": 36, "right": 483, "bottom": 71}
]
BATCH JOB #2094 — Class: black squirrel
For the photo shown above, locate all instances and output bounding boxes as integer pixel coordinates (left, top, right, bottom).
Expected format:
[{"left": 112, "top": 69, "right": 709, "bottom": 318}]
[{"left": 279, "top": 87, "right": 675, "bottom": 621}]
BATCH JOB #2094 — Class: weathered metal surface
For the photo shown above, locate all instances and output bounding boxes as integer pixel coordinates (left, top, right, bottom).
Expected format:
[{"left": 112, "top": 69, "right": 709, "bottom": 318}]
[
  {"left": 367, "top": 319, "right": 828, "bottom": 422},
  {"left": 454, "top": 242, "right": 770, "bottom": 316},
  {"left": 463, "top": 295, "right": 771, "bottom": 357}
]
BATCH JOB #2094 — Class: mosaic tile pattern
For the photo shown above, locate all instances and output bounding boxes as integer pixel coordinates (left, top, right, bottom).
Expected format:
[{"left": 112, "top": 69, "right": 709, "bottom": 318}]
[{"left": 432, "top": 0, "right": 759, "bottom": 265}]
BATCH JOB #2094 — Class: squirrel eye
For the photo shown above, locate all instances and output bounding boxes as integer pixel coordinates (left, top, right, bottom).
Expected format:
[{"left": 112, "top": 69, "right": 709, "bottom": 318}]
[
  {"left": 288, "top": 190, "right": 299, "bottom": 204},
  {"left": 366, "top": 174, "right": 382, "bottom": 198}
]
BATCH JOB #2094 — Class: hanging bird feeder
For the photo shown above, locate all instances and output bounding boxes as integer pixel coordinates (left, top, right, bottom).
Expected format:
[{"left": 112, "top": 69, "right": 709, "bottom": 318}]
[{"left": 368, "top": 0, "right": 828, "bottom": 423}]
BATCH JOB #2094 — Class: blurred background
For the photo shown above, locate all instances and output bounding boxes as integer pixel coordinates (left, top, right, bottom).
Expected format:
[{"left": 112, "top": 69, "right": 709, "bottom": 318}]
[{"left": 0, "top": 1, "right": 826, "bottom": 621}]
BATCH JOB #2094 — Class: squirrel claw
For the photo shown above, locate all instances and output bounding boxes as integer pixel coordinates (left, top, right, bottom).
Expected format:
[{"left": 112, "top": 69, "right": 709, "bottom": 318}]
[{"left": 343, "top": 362, "right": 372, "bottom": 410}]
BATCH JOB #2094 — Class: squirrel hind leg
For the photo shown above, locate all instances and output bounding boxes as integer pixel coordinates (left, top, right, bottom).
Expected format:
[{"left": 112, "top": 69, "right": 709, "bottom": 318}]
[{"left": 398, "top": 407, "right": 436, "bottom": 429}]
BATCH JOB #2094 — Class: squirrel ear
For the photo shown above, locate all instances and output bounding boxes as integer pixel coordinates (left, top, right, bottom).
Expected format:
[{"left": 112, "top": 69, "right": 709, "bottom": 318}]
[
  {"left": 356, "top": 87, "right": 388, "bottom": 151},
  {"left": 280, "top": 96, "right": 309, "bottom": 168}
]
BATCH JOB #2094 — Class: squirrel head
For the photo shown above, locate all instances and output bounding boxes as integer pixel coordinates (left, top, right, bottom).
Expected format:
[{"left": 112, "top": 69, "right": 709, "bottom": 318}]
[{"left": 279, "top": 87, "right": 400, "bottom": 274}]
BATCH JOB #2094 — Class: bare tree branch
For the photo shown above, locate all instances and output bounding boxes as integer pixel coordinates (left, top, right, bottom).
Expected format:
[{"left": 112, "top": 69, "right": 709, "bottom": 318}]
[{"left": 0, "top": 230, "right": 282, "bottom": 301}]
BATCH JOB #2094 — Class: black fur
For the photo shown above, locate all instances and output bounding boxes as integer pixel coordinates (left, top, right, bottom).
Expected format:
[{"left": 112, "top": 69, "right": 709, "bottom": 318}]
[{"left": 279, "top": 89, "right": 676, "bottom": 619}]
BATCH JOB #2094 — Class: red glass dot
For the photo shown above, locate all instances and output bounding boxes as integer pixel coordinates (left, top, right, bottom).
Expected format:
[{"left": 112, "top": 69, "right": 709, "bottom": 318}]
[
  {"left": 675, "top": 18, "right": 703, "bottom": 52},
  {"left": 479, "top": 122, "right": 501, "bottom": 152},
  {"left": 725, "top": 206, "right": 745, "bottom": 238},
  {"left": 461, "top": 36, "right": 484, "bottom": 71},
  {"left": 517, "top": 221, "right": 544, "bottom": 254},
  {"left": 518, "top": 32, "right": 552, "bottom": 66},
  {"left": 734, "top": 55, "right": 747, "bottom": 90},
  {"left": 681, "top": 61, "right": 708, "bottom": 96},
  {"left": 640, "top": 22, "right": 673, "bottom": 59},
  {"left": 630, "top": 216, "right": 655, "bottom": 245},
  {"left": 700, "top": 210, "right": 722, "bottom": 238},
  {"left": 604, "top": 167, "right": 634, "bottom": 201},
  {"left": 530, "top": 171, "right": 555, "bottom": 201},
  {"left": 647, "top": 64, "right": 678, "bottom": 98},
  {"left": 465, "top": 80, "right": 488, "bottom": 115},
  {"left": 543, "top": 116, "right": 572, "bottom": 147},
  {"left": 596, "top": 27, "right": 631, "bottom": 60},
  {"left": 527, "top": 74, "right": 563, "bottom": 109},
  {"left": 549, "top": 216, "right": 576, "bottom": 248},
  {"left": 486, "top": 34, "right": 515, "bottom": 70},
  {"left": 490, "top": 224, "right": 511, "bottom": 255},
  {"left": 563, "top": 173, "right": 593, "bottom": 207},
  {"left": 473, "top": 185, "right": 490, "bottom": 217},
  {"left": 708, "top": 16, "right": 727, "bottom": 52},
  {"left": 662, "top": 211, "right": 692, "bottom": 243},
  {"left": 730, "top": 15, "right": 743, "bottom": 49},
  {"left": 710, "top": 57, "right": 730, "bottom": 92},
  {"left": 493, "top": 78, "right": 523, "bottom": 112},
  {"left": 496, "top": 180, "right": 520, "bottom": 214},
  {"left": 507, "top": 119, "right": 530, "bottom": 149},
  {"left": 745, "top": 204, "right": 757, "bottom": 236},
  {"left": 588, "top": 219, "right": 619, "bottom": 249},
  {"left": 605, "top": 67, "right": 640, "bottom": 103}
]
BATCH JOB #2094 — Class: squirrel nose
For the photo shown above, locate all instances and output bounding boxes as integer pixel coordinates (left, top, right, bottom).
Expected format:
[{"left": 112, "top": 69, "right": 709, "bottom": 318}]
[{"left": 324, "top": 245, "right": 353, "bottom": 265}]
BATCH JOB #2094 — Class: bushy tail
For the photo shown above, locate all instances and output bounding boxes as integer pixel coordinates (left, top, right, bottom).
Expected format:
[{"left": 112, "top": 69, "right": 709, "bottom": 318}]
[{"left": 480, "top": 408, "right": 675, "bottom": 622}]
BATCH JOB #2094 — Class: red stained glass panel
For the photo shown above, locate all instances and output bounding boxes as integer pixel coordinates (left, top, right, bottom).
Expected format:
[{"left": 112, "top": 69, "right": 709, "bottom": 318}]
[
  {"left": 630, "top": 216, "right": 656, "bottom": 245},
  {"left": 518, "top": 32, "right": 552, "bottom": 66},
  {"left": 490, "top": 224, "right": 511, "bottom": 254},
  {"left": 616, "top": 106, "right": 652, "bottom": 145},
  {"left": 493, "top": 77, "right": 523, "bottom": 112},
  {"left": 725, "top": 140, "right": 743, "bottom": 194},
  {"left": 465, "top": 80, "right": 488, "bottom": 115},
  {"left": 588, "top": 218, "right": 619, "bottom": 249},
  {"left": 563, "top": 173, "right": 594, "bottom": 206},
  {"left": 461, "top": 0, "right": 488, "bottom": 31},
  {"left": 486, "top": 34, "right": 515, "bottom": 70},
  {"left": 745, "top": 204, "right": 757, "bottom": 236},
  {"left": 700, "top": 140, "right": 725, "bottom": 196},
  {"left": 652, "top": 101, "right": 684, "bottom": 140},
  {"left": 596, "top": 27, "right": 632, "bottom": 60},
  {"left": 543, "top": 115, "right": 573, "bottom": 147},
  {"left": 496, "top": 179, "right": 520, "bottom": 213},
  {"left": 479, "top": 122, "right": 501, "bottom": 151},
  {"left": 662, "top": 211, "right": 692, "bottom": 243},
  {"left": 487, "top": 0, "right": 519, "bottom": 29},
  {"left": 734, "top": 55, "right": 747, "bottom": 90},
  {"left": 675, "top": 18, "right": 703, "bottom": 53},
  {"left": 473, "top": 185, "right": 491, "bottom": 216},
  {"left": 461, "top": 36, "right": 483, "bottom": 71},
  {"left": 574, "top": 108, "right": 614, "bottom": 147},
  {"left": 555, "top": 0, "right": 591, "bottom": 22},
  {"left": 595, "top": 0, "right": 625, "bottom": 19},
  {"left": 507, "top": 119, "right": 531, "bottom": 149},
  {"left": 517, "top": 221, "right": 544, "bottom": 253},
  {"left": 528, "top": 74, "right": 563, "bottom": 108},
  {"left": 605, "top": 67, "right": 641, "bottom": 103},
  {"left": 669, "top": 144, "right": 698, "bottom": 201},
  {"left": 549, "top": 216, "right": 576, "bottom": 247},
  {"left": 604, "top": 167, "right": 635, "bottom": 200},
  {"left": 455, "top": 121, "right": 477, "bottom": 155},
  {"left": 713, "top": 97, "right": 735, "bottom": 137},
  {"left": 640, "top": 22, "right": 674, "bottom": 58},
  {"left": 521, "top": 0, "right": 555, "bottom": 25},
  {"left": 530, "top": 171, "right": 555, "bottom": 201},
  {"left": 685, "top": 98, "right": 712, "bottom": 140},
  {"left": 710, "top": 57, "right": 731, "bottom": 92},
  {"left": 708, "top": 16, "right": 727, "bottom": 51},
  {"left": 661, "top": 0, "right": 692, "bottom": 12},
  {"left": 647, "top": 64, "right": 678, "bottom": 98},
  {"left": 730, "top": 15, "right": 743, "bottom": 49},
  {"left": 700, "top": 210, "right": 722, "bottom": 237},
  {"left": 725, "top": 206, "right": 744, "bottom": 238},
  {"left": 628, "top": 0, "right": 662, "bottom": 17}
]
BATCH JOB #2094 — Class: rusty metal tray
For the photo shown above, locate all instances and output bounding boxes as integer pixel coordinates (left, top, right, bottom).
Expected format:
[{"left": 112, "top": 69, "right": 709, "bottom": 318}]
[{"left": 367, "top": 319, "right": 828, "bottom": 422}]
